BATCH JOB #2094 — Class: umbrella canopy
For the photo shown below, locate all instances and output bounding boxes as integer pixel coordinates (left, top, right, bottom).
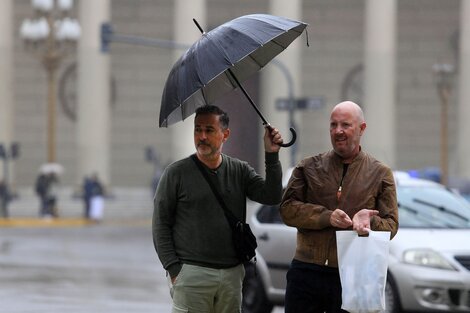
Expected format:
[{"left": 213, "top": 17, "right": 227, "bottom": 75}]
[
  {"left": 159, "top": 14, "right": 308, "bottom": 129},
  {"left": 39, "top": 163, "right": 64, "bottom": 175}
]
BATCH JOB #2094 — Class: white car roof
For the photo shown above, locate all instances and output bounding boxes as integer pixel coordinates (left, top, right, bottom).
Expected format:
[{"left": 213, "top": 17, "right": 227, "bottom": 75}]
[
  {"left": 283, "top": 167, "right": 294, "bottom": 188},
  {"left": 393, "top": 171, "right": 443, "bottom": 188}
]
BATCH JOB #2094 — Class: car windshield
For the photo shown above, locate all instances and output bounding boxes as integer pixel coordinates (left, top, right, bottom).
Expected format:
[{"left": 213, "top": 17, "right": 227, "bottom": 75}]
[{"left": 398, "top": 185, "right": 470, "bottom": 229}]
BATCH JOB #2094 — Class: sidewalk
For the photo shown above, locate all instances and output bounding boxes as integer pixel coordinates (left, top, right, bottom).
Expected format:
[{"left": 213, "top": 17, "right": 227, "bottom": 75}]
[
  {"left": 0, "top": 187, "right": 165, "bottom": 312},
  {"left": 0, "top": 222, "right": 172, "bottom": 313},
  {"left": 2, "top": 186, "right": 154, "bottom": 224}
]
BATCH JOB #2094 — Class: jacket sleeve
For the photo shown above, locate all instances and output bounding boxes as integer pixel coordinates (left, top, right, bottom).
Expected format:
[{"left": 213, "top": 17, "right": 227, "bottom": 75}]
[
  {"left": 152, "top": 166, "right": 182, "bottom": 278},
  {"left": 280, "top": 164, "right": 333, "bottom": 230},
  {"left": 371, "top": 168, "right": 399, "bottom": 239}
]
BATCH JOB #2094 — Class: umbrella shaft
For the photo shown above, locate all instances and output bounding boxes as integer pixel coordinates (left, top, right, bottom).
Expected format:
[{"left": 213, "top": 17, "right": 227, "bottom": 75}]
[
  {"left": 227, "top": 68, "right": 269, "bottom": 125},
  {"left": 193, "top": 19, "right": 205, "bottom": 34}
]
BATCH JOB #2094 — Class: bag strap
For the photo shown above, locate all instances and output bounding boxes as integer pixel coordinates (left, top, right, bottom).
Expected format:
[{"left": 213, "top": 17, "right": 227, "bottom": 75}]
[{"left": 190, "top": 154, "right": 241, "bottom": 228}]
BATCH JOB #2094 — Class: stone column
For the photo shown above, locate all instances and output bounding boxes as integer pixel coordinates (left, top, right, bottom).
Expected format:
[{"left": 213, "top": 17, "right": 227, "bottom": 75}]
[
  {"left": 265, "top": 0, "right": 303, "bottom": 168},
  {"left": 362, "top": 0, "right": 397, "bottom": 168},
  {"left": 457, "top": 0, "right": 470, "bottom": 180},
  {"left": 170, "top": 0, "right": 206, "bottom": 161},
  {"left": 0, "top": 0, "right": 14, "bottom": 183},
  {"left": 77, "top": 1, "right": 111, "bottom": 185}
]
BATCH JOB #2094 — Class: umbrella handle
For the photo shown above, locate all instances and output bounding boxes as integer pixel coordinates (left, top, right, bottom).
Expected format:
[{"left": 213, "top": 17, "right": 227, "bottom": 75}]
[
  {"left": 266, "top": 125, "right": 297, "bottom": 148},
  {"left": 279, "top": 127, "right": 297, "bottom": 147}
]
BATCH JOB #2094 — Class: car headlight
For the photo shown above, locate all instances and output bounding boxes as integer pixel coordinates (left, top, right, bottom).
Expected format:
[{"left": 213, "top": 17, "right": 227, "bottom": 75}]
[{"left": 403, "top": 249, "right": 456, "bottom": 270}]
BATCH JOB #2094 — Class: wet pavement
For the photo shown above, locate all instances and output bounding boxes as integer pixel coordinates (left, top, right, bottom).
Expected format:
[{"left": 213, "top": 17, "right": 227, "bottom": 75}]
[
  {"left": 0, "top": 221, "right": 172, "bottom": 313},
  {"left": 0, "top": 220, "right": 284, "bottom": 313}
]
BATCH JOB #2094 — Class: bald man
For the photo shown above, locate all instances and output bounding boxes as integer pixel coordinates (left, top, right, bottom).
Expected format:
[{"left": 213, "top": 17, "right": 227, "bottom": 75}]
[{"left": 280, "top": 101, "right": 398, "bottom": 313}]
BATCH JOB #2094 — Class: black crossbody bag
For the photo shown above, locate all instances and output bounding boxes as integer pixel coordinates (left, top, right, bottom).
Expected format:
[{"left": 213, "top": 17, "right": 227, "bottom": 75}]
[{"left": 191, "top": 154, "right": 257, "bottom": 264}]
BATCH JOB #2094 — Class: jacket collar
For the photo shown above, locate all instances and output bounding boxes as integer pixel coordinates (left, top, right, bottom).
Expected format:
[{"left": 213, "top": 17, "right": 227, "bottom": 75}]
[{"left": 330, "top": 146, "right": 365, "bottom": 166}]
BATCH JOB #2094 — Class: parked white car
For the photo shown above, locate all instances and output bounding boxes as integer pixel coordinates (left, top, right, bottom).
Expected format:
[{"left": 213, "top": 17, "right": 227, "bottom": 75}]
[{"left": 242, "top": 171, "right": 470, "bottom": 313}]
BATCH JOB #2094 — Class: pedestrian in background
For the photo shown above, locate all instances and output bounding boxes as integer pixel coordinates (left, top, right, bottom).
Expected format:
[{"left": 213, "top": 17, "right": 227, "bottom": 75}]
[
  {"left": 82, "top": 176, "right": 94, "bottom": 219},
  {"left": 280, "top": 101, "right": 399, "bottom": 313},
  {"left": 153, "top": 105, "right": 284, "bottom": 313},
  {"left": 89, "top": 174, "right": 104, "bottom": 222},
  {"left": 45, "top": 173, "right": 59, "bottom": 217},
  {"left": 35, "top": 173, "right": 49, "bottom": 217},
  {"left": 0, "top": 179, "right": 10, "bottom": 218}
]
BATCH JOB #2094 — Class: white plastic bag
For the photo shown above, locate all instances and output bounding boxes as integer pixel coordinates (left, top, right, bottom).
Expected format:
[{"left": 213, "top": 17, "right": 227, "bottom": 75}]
[
  {"left": 90, "top": 196, "right": 104, "bottom": 220},
  {"left": 336, "top": 230, "right": 390, "bottom": 313}
]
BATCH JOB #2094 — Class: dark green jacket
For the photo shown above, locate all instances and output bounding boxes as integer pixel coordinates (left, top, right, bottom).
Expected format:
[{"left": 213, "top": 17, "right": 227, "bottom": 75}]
[{"left": 153, "top": 152, "right": 282, "bottom": 277}]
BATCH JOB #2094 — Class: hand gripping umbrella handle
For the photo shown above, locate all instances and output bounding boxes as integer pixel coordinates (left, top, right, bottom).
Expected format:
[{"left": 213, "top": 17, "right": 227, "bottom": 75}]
[{"left": 266, "top": 125, "right": 297, "bottom": 148}]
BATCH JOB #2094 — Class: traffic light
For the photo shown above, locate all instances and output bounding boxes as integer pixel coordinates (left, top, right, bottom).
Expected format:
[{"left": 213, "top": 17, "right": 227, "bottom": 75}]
[
  {"left": 101, "top": 22, "right": 113, "bottom": 53},
  {"left": 0, "top": 142, "right": 20, "bottom": 159}
]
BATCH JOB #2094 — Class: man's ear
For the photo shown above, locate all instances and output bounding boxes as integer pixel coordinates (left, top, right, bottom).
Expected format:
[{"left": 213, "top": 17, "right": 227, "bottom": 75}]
[
  {"left": 223, "top": 128, "right": 230, "bottom": 142},
  {"left": 359, "top": 122, "right": 367, "bottom": 136}
]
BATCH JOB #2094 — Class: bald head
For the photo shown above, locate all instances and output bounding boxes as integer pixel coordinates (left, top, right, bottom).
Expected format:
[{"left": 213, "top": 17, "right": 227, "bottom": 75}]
[
  {"left": 331, "top": 101, "right": 365, "bottom": 124},
  {"left": 329, "top": 101, "right": 366, "bottom": 163}
]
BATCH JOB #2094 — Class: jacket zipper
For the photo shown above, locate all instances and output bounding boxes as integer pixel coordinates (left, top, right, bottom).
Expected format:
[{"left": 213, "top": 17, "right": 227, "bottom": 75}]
[{"left": 326, "top": 164, "right": 349, "bottom": 266}]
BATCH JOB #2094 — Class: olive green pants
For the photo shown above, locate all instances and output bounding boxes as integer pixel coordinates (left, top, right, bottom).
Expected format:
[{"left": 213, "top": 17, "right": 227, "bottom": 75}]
[{"left": 168, "top": 263, "right": 245, "bottom": 313}]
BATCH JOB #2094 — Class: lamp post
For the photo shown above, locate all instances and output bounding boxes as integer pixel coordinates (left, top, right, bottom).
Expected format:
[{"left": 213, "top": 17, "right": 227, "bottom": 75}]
[
  {"left": 433, "top": 62, "right": 454, "bottom": 186},
  {"left": 20, "top": 0, "right": 80, "bottom": 163}
]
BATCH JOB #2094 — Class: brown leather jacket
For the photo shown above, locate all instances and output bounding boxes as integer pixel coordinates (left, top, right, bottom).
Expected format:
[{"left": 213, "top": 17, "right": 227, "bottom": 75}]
[{"left": 280, "top": 150, "right": 398, "bottom": 268}]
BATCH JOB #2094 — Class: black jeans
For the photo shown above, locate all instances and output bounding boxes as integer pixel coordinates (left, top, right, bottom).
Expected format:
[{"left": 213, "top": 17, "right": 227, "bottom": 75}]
[{"left": 285, "top": 259, "right": 349, "bottom": 313}]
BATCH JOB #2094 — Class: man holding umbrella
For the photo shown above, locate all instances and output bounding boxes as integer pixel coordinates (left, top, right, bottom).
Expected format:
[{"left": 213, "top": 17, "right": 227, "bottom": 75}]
[
  {"left": 153, "top": 104, "right": 284, "bottom": 312},
  {"left": 153, "top": 13, "right": 307, "bottom": 312}
]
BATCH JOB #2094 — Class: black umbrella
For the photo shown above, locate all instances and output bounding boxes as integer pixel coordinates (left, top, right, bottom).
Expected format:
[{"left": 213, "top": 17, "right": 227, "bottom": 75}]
[{"left": 159, "top": 14, "right": 308, "bottom": 147}]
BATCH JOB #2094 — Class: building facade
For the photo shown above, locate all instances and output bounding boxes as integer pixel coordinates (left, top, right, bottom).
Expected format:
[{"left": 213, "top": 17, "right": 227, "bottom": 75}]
[{"left": 2, "top": 0, "right": 467, "bottom": 190}]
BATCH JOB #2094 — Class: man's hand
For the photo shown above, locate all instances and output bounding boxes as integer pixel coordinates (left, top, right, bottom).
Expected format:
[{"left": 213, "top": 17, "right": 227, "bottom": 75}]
[
  {"left": 330, "top": 209, "right": 352, "bottom": 228},
  {"left": 264, "top": 125, "right": 284, "bottom": 153},
  {"left": 352, "top": 209, "right": 379, "bottom": 235}
]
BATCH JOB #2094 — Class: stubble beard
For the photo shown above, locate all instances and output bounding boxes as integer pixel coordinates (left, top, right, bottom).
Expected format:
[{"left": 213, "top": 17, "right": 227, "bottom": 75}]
[{"left": 197, "top": 143, "right": 220, "bottom": 159}]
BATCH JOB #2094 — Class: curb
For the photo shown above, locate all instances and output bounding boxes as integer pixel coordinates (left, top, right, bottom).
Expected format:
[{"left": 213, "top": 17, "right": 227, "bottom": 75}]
[
  {"left": 0, "top": 217, "right": 152, "bottom": 228},
  {"left": 0, "top": 218, "right": 93, "bottom": 228}
]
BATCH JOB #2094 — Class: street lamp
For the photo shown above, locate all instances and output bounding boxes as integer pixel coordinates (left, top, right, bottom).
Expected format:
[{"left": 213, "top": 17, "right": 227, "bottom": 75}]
[
  {"left": 20, "top": 0, "right": 81, "bottom": 163},
  {"left": 432, "top": 62, "right": 455, "bottom": 186}
]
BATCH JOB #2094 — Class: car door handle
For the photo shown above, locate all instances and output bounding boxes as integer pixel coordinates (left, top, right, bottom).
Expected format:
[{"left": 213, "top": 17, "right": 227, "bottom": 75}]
[{"left": 258, "top": 232, "right": 269, "bottom": 241}]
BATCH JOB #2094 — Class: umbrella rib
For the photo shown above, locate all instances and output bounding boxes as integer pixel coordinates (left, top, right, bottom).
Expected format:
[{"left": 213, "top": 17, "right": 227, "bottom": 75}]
[
  {"left": 245, "top": 36, "right": 286, "bottom": 69},
  {"left": 248, "top": 30, "right": 302, "bottom": 67},
  {"left": 200, "top": 85, "right": 208, "bottom": 104},
  {"left": 246, "top": 53, "right": 264, "bottom": 68},
  {"left": 270, "top": 27, "right": 305, "bottom": 50},
  {"left": 271, "top": 32, "right": 290, "bottom": 50}
]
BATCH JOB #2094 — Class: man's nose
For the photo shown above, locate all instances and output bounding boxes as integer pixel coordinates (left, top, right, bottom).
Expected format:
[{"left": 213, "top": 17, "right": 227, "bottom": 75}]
[{"left": 333, "top": 127, "right": 344, "bottom": 134}]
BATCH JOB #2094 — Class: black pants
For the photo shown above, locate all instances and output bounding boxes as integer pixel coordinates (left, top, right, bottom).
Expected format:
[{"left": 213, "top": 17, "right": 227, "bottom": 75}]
[{"left": 285, "top": 259, "right": 349, "bottom": 313}]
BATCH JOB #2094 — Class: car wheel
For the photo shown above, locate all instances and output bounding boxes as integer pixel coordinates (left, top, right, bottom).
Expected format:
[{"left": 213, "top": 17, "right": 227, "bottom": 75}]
[
  {"left": 242, "top": 263, "right": 274, "bottom": 313},
  {"left": 383, "top": 276, "right": 402, "bottom": 313}
]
